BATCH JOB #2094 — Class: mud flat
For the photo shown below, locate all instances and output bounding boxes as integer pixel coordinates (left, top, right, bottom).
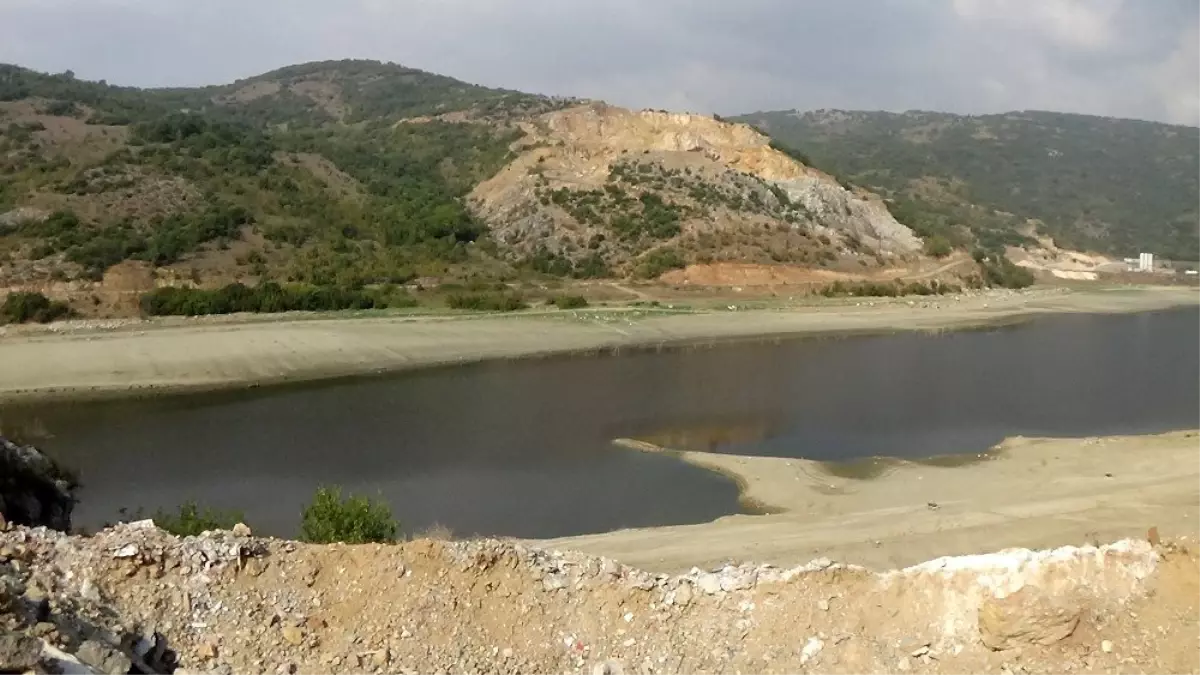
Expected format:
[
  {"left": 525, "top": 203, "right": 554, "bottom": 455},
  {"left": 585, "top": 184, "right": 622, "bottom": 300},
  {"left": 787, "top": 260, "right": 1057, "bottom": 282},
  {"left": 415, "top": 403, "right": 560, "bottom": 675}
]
[
  {"left": 541, "top": 430, "right": 1200, "bottom": 573},
  {"left": 0, "top": 286, "right": 1194, "bottom": 402}
]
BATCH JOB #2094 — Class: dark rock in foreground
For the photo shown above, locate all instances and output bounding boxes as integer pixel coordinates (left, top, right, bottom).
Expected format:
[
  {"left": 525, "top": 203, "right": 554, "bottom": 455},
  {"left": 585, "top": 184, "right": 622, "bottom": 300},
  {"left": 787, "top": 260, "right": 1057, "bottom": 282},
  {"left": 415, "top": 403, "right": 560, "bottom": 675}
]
[{"left": 0, "top": 436, "right": 77, "bottom": 531}]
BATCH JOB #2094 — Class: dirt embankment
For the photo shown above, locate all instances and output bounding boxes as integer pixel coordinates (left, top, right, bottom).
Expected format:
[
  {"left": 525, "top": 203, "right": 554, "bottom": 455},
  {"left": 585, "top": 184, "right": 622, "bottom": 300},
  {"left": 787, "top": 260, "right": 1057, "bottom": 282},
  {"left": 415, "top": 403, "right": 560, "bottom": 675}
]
[
  {"left": 1, "top": 521, "right": 1196, "bottom": 675},
  {"left": 0, "top": 286, "right": 1194, "bottom": 403}
]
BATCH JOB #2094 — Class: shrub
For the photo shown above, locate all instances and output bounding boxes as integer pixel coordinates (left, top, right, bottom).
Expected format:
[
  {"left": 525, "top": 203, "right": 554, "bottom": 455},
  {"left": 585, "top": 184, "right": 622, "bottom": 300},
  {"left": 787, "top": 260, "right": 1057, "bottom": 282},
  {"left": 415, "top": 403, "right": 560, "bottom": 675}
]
[
  {"left": 300, "top": 486, "right": 398, "bottom": 544},
  {"left": 139, "top": 282, "right": 388, "bottom": 316},
  {"left": 923, "top": 235, "right": 952, "bottom": 258},
  {"left": 0, "top": 291, "right": 73, "bottom": 324},
  {"left": 977, "top": 253, "right": 1036, "bottom": 289},
  {"left": 445, "top": 292, "right": 527, "bottom": 312},
  {"left": 634, "top": 248, "right": 686, "bottom": 279},
  {"left": 550, "top": 295, "right": 588, "bottom": 309},
  {"left": 154, "top": 501, "right": 246, "bottom": 537}
]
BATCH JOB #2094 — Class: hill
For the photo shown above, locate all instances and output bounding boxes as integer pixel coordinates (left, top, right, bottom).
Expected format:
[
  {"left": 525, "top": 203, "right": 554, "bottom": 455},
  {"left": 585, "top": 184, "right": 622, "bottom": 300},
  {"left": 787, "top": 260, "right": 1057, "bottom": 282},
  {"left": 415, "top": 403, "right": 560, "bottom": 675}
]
[
  {"left": 0, "top": 61, "right": 944, "bottom": 317},
  {"left": 730, "top": 109, "right": 1200, "bottom": 260}
]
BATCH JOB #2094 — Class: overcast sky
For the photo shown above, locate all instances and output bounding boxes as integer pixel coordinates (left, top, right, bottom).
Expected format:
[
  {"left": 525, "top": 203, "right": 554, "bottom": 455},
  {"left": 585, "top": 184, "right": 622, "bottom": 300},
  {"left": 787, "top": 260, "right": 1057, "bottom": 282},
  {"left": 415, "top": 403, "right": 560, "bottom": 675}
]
[{"left": 1, "top": 0, "right": 1196, "bottom": 125}]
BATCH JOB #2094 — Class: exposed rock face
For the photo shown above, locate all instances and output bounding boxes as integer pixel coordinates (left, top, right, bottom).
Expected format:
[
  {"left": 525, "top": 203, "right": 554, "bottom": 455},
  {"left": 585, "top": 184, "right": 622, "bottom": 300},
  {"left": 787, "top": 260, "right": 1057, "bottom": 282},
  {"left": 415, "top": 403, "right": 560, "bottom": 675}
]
[
  {"left": 470, "top": 102, "right": 921, "bottom": 274},
  {"left": 0, "top": 437, "right": 77, "bottom": 531},
  {"left": 977, "top": 586, "right": 1083, "bottom": 650}
]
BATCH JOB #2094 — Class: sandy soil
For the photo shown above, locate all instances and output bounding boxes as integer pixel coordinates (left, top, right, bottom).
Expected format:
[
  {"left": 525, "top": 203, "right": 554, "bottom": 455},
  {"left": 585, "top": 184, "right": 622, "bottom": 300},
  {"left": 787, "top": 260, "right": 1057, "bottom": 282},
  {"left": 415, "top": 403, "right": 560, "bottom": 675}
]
[
  {"left": 0, "top": 285, "right": 1194, "bottom": 402},
  {"left": 541, "top": 431, "right": 1200, "bottom": 573}
]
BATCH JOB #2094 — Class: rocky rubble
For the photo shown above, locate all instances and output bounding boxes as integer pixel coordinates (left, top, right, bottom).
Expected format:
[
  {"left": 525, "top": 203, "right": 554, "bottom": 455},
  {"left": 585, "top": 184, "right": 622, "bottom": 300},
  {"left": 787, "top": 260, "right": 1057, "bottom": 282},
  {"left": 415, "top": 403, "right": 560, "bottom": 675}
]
[{"left": 0, "top": 520, "right": 1194, "bottom": 674}]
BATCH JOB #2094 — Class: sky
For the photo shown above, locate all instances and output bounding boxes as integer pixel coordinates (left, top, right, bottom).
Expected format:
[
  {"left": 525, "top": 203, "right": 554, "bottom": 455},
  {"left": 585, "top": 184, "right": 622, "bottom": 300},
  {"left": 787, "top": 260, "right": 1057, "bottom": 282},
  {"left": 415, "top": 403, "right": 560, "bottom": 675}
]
[{"left": 1, "top": 0, "right": 1196, "bottom": 125}]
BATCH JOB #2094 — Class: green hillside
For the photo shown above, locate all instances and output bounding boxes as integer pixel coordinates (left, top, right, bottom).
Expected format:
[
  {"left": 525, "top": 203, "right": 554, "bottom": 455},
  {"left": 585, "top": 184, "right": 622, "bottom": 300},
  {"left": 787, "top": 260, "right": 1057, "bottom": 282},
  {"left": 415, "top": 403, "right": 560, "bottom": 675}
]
[
  {"left": 731, "top": 109, "right": 1200, "bottom": 259},
  {"left": 0, "top": 60, "right": 570, "bottom": 290}
]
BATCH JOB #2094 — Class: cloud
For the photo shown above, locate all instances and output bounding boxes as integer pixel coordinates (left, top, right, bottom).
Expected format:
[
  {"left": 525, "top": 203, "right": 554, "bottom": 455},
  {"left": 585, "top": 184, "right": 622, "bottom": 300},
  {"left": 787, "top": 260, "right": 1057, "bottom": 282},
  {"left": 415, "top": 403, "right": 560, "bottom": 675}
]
[
  {"left": 951, "top": 0, "right": 1123, "bottom": 50},
  {"left": 0, "top": 0, "right": 1195, "bottom": 125}
]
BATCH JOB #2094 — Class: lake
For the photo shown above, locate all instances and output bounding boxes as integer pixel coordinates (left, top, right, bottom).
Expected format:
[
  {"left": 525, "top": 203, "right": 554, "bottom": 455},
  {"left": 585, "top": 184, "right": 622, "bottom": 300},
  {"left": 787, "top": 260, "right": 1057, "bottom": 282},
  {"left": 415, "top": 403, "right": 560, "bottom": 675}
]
[{"left": 3, "top": 307, "right": 1196, "bottom": 539}]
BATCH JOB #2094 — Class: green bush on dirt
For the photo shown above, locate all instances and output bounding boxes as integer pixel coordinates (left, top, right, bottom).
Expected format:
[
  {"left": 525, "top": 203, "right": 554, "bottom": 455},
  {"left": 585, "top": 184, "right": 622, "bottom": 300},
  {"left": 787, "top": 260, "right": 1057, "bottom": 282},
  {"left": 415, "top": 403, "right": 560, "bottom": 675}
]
[
  {"left": 0, "top": 291, "right": 73, "bottom": 324},
  {"left": 445, "top": 292, "right": 528, "bottom": 312},
  {"left": 549, "top": 294, "right": 588, "bottom": 309},
  {"left": 300, "top": 486, "right": 399, "bottom": 544}
]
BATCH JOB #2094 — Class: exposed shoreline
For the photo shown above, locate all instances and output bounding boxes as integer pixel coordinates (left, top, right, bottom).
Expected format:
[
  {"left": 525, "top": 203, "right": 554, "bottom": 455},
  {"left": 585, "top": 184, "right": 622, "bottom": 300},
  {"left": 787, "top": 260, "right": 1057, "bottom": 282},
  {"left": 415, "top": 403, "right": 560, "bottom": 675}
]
[
  {"left": 543, "top": 429, "right": 1200, "bottom": 573},
  {"left": 0, "top": 285, "right": 1194, "bottom": 404}
]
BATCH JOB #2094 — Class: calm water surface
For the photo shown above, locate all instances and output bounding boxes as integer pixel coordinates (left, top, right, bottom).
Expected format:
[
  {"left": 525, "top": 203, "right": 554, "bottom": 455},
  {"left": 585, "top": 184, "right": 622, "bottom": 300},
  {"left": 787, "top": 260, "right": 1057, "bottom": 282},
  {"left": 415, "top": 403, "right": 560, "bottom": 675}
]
[{"left": 3, "top": 307, "right": 1196, "bottom": 538}]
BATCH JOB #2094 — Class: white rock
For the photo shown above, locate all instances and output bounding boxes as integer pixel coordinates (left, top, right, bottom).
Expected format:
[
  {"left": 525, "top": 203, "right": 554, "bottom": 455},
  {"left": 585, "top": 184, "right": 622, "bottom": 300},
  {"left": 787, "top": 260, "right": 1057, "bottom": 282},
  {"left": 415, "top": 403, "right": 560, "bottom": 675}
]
[
  {"left": 1101, "top": 640, "right": 1113, "bottom": 653},
  {"left": 696, "top": 573, "right": 722, "bottom": 595},
  {"left": 800, "top": 637, "right": 824, "bottom": 665}
]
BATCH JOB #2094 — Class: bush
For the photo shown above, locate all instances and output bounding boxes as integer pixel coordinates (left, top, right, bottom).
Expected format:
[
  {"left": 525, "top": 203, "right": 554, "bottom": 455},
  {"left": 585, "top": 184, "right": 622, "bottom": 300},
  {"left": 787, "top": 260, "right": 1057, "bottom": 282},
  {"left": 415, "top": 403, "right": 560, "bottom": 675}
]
[
  {"left": 154, "top": 501, "right": 246, "bottom": 537},
  {"left": 0, "top": 291, "right": 73, "bottom": 324},
  {"left": 445, "top": 292, "right": 527, "bottom": 312},
  {"left": 634, "top": 248, "right": 686, "bottom": 279},
  {"left": 817, "top": 279, "right": 962, "bottom": 298},
  {"left": 923, "top": 235, "right": 952, "bottom": 258},
  {"left": 977, "top": 253, "right": 1036, "bottom": 289},
  {"left": 139, "top": 282, "right": 389, "bottom": 316},
  {"left": 549, "top": 294, "right": 588, "bottom": 309},
  {"left": 300, "top": 486, "right": 398, "bottom": 544}
]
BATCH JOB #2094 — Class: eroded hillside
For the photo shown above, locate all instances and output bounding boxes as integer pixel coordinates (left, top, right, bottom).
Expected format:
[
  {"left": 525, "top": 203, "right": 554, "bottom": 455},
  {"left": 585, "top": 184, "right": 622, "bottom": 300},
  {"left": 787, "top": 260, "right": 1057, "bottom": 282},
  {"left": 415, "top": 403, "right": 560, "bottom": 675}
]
[
  {"left": 471, "top": 103, "right": 920, "bottom": 277},
  {"left": 0, "top": 63, "right": 939, "bottom": 312}
]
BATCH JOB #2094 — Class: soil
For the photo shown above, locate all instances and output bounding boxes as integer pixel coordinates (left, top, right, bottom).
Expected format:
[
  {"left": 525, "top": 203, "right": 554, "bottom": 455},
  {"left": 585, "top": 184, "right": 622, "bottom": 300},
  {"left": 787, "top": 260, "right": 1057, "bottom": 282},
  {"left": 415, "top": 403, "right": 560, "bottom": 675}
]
[
  {"left": 0, "top": 286, "right": 1193, "bottom": 403},
  {"left": 2, "top": 522, "right": 1194, "bottom": 674}
]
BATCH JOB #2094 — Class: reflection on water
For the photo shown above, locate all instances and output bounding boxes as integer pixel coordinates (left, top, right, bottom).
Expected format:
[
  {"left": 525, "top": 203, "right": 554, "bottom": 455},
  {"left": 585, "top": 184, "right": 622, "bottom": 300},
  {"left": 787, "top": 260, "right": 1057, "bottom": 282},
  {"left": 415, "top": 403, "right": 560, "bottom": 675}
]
[{"left": 2, "top": 307, "right": 1196, "bottom": 539}]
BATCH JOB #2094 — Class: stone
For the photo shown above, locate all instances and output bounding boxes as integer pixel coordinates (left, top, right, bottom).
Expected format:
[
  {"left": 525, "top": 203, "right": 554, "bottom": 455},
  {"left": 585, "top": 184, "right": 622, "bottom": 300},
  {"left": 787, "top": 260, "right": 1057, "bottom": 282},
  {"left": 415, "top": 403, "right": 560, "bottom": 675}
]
[
  {"left": 77, "top": 639, "right": 134, "bottom": 675},
  {"left": 197, "top": 640, "right": 219, "bottom": 660},
  {"left": 817, "top": 598, "right": 830, "bottom": 612},
  {"left": 0, "top": 629, "right": 42, "bottom": 672},
  {"left": 231, "top": 522, "right": 252, "bottom": 537},
  {"left": 281, "top": 625, "right": 304, "bottom": 646},
  {"left": 897, "top": 656, "right": 911, "bottom": 672},
  {"left": 978, "top": 588, "right": 1082, "bottom": 650},
  {"left": 673, "top": 583, "right": 693, "bottom": 607},
  {"left": 23, "top": 584, "right": 50, "bottom": 621},
  {"left": 1101, "top": 640, "right": 1114, "bottom": 654},
  {"left": 800, "top": 637, "right": 824, "bottom": 665},
  {"left": 695, "top": 573, "right": 722, "bottom": 595},
  {"left": 592, "top": 659, "right": 625, "bottom": 675}
]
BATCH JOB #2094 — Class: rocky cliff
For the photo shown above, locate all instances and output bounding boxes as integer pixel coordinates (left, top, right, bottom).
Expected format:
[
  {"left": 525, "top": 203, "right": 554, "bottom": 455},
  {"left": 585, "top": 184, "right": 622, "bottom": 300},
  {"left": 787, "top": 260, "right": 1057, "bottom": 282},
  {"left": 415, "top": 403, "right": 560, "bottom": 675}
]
[{"left": 470, "top": 103, "right": 922, "bottom": 276}]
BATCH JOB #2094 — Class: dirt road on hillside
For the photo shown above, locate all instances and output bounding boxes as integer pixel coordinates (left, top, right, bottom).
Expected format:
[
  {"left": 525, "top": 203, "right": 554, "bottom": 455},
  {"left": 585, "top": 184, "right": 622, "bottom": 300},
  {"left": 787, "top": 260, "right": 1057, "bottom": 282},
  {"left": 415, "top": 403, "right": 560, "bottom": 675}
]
[{"left": 0, "top": 286, "right": 1193, "bottom": 402}]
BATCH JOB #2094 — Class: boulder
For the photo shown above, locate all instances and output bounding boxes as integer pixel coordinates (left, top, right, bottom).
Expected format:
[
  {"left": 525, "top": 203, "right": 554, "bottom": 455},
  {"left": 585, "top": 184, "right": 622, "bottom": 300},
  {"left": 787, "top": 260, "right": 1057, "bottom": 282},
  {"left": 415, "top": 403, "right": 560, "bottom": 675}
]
[
  {"left": 0, "top": 437, "right": 78, "bottom": 531},
  {"left": 0, "top": 629, "right": 43, "bottom": 672},
  {"left": 978, "top": 586, "right": 1082, "bottom": 650}
]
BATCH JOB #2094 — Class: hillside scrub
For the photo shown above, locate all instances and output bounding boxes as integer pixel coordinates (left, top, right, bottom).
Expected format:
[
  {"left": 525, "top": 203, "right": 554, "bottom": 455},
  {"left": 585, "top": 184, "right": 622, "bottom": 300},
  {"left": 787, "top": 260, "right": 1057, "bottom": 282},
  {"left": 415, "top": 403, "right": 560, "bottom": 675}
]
[
  {"left": 817, "top": 279, "right": 962, "bottom": 298},
  {"left": 138, "top": 282, "right": 402, "bottom": 316},
  {"left": 971, "top": 249, "right": 1036, "bottom": 289},
  {"left": 0, "top": 291, "right": 73, "bottom": 324},
  {"left": 444, "top": 291, "right": 528, "bottom": 312},
  {"left": 738, "top": 109, "right": 1199, "bottom": 260}
]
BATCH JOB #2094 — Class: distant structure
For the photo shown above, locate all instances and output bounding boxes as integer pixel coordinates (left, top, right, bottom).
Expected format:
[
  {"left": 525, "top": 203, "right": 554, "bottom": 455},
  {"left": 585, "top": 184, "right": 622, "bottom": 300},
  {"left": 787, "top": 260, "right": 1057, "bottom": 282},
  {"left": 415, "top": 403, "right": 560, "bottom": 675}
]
[{"left": 1138, "top": 252, "right": 1155, "bottom": 272}]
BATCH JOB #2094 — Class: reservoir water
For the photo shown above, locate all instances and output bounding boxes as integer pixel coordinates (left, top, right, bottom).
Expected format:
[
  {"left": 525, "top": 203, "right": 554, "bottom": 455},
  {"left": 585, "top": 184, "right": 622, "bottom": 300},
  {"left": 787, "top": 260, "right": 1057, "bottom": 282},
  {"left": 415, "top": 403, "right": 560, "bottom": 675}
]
[{"left": 3, "top": 307, "right": 1196, "bottom": 539}]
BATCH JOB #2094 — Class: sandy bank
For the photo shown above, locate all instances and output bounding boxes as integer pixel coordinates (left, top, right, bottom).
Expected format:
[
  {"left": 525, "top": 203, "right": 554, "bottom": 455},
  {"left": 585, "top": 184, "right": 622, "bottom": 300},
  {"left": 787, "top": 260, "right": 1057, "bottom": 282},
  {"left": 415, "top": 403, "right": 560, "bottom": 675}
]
[
  {"left": 0, "top": 286, "right": 1194, "bottom": 402},
  {"left": 541, "top": 430, "right": 1200, "bottom": 573}
]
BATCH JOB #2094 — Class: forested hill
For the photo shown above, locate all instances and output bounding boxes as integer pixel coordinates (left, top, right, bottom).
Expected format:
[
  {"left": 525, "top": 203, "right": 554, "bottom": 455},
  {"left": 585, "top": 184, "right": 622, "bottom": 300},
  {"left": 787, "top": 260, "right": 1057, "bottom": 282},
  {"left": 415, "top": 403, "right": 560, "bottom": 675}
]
[
  {"left": 731, "top": 109, "right": 1200, "bottom": 260},
  {"left": 0, "top": 60, "right": 577, "bottom": 289},
  {"left": 0, "top": 60, "right": 918, "bottom": 300}
]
